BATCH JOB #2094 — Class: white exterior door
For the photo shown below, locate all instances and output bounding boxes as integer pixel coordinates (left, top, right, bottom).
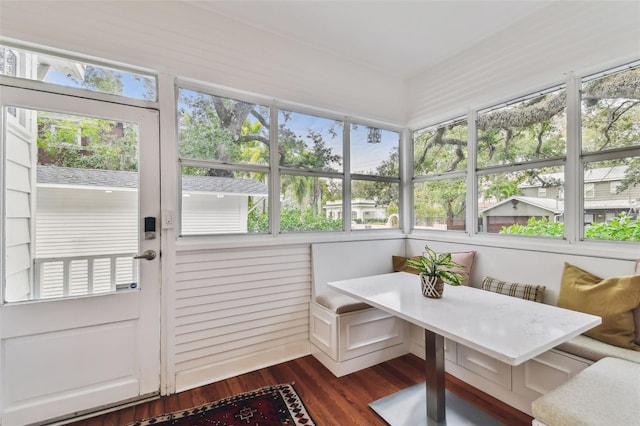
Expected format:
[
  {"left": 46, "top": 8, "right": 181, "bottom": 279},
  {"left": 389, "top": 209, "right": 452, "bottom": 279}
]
[{"left": 0, "top": 86, "right": 161, "bottom": 425}]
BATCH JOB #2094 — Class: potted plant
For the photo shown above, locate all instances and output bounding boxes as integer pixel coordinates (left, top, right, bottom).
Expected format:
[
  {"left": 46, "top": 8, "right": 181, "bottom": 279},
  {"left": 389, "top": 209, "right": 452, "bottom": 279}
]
[{"left": 405, "top": 245, "right": 465, "bottom": 298}]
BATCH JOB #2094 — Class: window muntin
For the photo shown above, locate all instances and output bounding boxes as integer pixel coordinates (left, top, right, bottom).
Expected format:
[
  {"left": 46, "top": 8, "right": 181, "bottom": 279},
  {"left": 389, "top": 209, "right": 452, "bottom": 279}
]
[
  {"left": 414, "top": 177, "right": 466, "bottom": 231},
  {"left": 279, "top": 176, "right": 342, "bottom": 232},
  {"left": 478, "top": 166, "right": 564, "bottom": 236},
  {"left": 177, "top": 89, "right": 270, "bottom": 165},
  {"left": 582, "top": 159, "right": 640, "bottom": 241},
  {"left": 581, "top": 66, "right": 640, "bottom": 153},
  {"left": 278, "top": 110, "right": 343, "bottom": 172},
  {"left": 0, "top": 44, "right": 157, "bottom": 101},
  {"left": 414, "top": 119, "right": 467, "bottom": 176},
  {"left": 477, "top": 88, "right": 567, "bottom": 168}
]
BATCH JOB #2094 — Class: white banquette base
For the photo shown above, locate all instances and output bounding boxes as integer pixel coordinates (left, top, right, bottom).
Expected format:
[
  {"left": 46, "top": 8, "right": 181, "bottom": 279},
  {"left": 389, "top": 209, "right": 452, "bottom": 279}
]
[
  {"left": 310, "top": 303, "right": 409, "bottom": 377},
  {"left": 309, "top": 239, "right": 409, "bottom": 376}
]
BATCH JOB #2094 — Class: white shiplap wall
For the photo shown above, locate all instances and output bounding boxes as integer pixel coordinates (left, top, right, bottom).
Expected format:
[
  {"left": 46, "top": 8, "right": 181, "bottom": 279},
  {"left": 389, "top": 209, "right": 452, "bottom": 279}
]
[
  {"left": 407, "top": 1, "right": 640, "bottom": 128},
  {"left": 0, "top": 1, "right": 406, "bottom": 125},
  {"left": 173, "top": 244, "right": 311, "bottom": 390}
]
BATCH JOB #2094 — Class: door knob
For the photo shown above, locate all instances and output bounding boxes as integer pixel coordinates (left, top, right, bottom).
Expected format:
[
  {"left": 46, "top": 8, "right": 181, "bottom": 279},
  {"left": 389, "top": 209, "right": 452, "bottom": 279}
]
[{"left": 134, "top": 250, "right": 157, "bottom": 261}]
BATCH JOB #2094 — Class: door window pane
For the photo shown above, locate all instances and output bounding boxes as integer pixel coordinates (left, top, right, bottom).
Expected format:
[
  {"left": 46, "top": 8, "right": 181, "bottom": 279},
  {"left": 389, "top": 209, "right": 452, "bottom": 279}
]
[
  {"left": 3, "top": 107, "right": 139, "bottom": 302},
  {"left": 0, "top": 44, "right": 156, "bottom": 101}
]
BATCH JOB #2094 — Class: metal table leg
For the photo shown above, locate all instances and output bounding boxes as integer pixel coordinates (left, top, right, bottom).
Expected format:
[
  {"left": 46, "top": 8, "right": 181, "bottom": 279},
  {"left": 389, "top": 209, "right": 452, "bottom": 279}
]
[{"left": 425, "top": 328, "right": 446, "bottom": 423}]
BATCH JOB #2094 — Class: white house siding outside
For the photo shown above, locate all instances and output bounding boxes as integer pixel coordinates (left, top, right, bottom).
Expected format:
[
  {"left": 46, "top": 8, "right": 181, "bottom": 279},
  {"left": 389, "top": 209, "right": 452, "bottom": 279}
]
[{"left": 4, "top": 109, "right": 36, "bottom": 301}]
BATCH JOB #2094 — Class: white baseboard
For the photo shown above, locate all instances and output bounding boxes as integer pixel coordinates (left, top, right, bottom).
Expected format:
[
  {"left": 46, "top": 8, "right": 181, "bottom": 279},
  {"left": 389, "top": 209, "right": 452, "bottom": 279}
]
[{"left": 175, "top": 341, "right": 311, "bottom": 392}]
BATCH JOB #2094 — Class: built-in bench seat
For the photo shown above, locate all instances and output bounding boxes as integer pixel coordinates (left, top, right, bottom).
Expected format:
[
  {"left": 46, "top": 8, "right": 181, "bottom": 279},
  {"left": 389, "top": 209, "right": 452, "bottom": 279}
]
[
  {"left": 557, "top": 334, "right": 640, "bottom": 364},
  {"left": 532, "top": 357, "right": 640, "bottom": 426},
  {"left": 315, "top": 292, "right": 369, "bottom": 314}
]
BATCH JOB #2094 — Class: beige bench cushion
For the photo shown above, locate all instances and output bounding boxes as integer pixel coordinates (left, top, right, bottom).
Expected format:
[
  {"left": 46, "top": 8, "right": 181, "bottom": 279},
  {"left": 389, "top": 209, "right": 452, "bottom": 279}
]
[
  {"left": 532, "top": 357, "right": 640, "bottom": 426},
  {"left": 315, "top": 291, "right": 370, "bottom": 314},
  {"left": 556, "top": 334, "right": 640, "bottom": 364}
]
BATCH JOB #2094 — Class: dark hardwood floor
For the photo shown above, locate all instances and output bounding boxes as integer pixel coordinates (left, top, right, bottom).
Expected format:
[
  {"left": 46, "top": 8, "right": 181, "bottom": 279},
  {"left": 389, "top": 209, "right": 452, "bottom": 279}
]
[{"left": 66, "top": 354, "right": 532, "bottom": 426}]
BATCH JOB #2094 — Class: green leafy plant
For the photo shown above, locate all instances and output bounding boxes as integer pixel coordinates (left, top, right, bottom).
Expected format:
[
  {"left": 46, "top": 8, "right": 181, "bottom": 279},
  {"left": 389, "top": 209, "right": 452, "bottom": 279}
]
[{"left": 405, "top": 245, "right": 465, "bottom": 286}]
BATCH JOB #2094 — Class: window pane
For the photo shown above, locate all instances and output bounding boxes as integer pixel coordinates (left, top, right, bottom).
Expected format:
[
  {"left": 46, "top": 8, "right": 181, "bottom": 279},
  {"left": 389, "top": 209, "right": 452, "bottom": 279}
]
[
  {"left": 414, "top": 178, "right": 466, "bottom": 231},
  {"left": 180, "top": 167, "right": 268, "bottom": 235},
  {"left": 0, "top": 45, "right": 156, "bottom": 101},
  {"left": 278, "top": 111, "right": 343, "bottom": 172},
  {"left": 583, "top": 159, "right": 639, "bottom": 241},
  {"left": 414, "top": 119, "right": 467, "bottom": 175},
  {"left": 581, "top": 66, "right": 640, "bottom": 153},
  {"left": 477, "top": 88, "right": 567, "bottom": 168},
  {"left": 350, "top": 180, "right": 399, "bottom": 230},
  {"left": 280, "top": 176, "right": 342, "bottom": 232},
  {"left": 4, "top": 107, "right": 139, "bottom": 302},
  {"left": 350, "top": 124, "right": 399, "bottom": 176},
  {"left": 178, "top": 89, "right": 270, "bottom": 165},
  {"left": 479, "top": 166, "right": 564, "bottom": 236}
]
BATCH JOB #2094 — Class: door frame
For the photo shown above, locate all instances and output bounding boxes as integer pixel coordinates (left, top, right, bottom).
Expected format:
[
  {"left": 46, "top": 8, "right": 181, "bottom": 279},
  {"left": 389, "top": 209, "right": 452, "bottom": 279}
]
[{"left": 0, "top": 84, "right": 162, "bottom": 425}]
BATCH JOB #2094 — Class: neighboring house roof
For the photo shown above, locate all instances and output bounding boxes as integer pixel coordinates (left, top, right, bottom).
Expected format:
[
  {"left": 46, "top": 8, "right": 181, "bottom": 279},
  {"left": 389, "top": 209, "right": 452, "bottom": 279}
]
[
  {"left": 480, "top": 196, "right": 564, "bottom": 214},
  {"left": 519, "top": 165, "right": 626, "bottom": 188},
  {"left": 36, "top": 165, "right": 268, "bottom": 195},
  {"left": 481, "top": 195, "right": 636, "bottom": 214}
]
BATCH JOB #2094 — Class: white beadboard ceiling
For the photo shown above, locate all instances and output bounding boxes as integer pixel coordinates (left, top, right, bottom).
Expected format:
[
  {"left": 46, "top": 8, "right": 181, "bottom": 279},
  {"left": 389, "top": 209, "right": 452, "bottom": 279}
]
[{"left": 187, "top": 0, "right": 555, "bottom": 79}]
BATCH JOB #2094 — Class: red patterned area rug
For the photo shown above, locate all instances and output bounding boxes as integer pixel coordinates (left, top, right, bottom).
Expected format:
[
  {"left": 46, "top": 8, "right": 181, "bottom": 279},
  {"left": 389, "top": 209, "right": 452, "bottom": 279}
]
[{"left": 129, "top": 383, "right": 315, "bottom": 426}]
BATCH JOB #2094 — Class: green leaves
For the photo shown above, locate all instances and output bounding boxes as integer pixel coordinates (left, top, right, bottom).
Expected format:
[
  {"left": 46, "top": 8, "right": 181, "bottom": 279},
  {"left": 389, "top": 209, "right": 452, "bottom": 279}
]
[
  {"left": 405, "top": 245, "right": 465, "bottom": 286},
  {"left": 500, "top": 214, "right": 640, "bottom": 241}
]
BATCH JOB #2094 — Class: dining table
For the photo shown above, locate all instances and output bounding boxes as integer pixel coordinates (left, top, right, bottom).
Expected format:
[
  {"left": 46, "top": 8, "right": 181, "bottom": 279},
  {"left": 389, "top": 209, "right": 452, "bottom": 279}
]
[{"left": 328, "top": 271, "right": 601, "bottom": 425}]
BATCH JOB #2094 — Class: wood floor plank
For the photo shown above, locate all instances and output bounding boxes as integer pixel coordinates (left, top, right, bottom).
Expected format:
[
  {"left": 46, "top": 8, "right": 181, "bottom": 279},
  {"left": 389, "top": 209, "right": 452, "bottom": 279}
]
[{"left": 66, "top": 354, "right": 533, "bottom": 425}]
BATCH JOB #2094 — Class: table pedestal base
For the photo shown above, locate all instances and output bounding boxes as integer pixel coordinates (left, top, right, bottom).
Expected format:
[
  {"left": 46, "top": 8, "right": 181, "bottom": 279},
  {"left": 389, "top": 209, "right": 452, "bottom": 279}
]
[{"left": 369, "top": 382, "right": 505, "bottom": 425}]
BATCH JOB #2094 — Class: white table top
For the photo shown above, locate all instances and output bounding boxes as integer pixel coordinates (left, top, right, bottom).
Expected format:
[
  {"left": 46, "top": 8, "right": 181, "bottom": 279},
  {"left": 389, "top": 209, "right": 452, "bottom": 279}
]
[{"left": 328, "top": 272, "right": 601, "bottom": 366}]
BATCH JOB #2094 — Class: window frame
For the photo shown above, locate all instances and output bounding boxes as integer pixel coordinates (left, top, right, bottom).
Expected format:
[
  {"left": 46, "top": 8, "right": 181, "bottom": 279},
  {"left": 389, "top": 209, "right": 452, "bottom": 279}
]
[
  {"left": 175, "top": 82, "right": 403, "bottom": 238},
  {"left": 411, "top": 116, "right": 469, "bottom": 233},
  {"left": 578, "top": 62, "right": 640, "bottom": 242}
]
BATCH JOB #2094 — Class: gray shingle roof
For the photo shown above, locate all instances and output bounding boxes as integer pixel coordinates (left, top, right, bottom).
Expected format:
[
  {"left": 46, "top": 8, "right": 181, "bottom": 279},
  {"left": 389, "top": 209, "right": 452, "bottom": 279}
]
[{"left": 37, "top": 165, "right": 268, "bottom": 195}]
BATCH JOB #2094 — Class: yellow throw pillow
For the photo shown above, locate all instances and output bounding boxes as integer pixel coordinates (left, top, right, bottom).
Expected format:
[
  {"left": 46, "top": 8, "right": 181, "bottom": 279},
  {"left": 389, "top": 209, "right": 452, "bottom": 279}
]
[{"left": 557, "top": 262, "right": 640, "bottom": 351}]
